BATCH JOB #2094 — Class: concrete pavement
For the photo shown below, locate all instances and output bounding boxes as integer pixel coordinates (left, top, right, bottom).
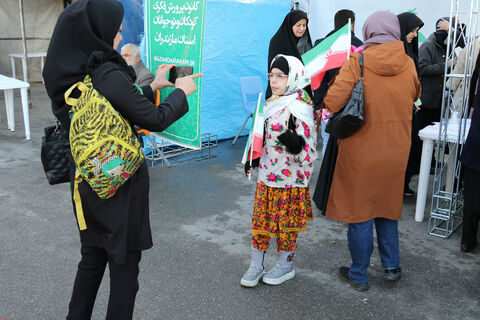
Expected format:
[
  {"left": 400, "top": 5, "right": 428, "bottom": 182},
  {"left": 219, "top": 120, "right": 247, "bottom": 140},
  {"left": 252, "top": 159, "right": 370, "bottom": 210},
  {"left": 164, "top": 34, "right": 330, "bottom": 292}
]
[{"left": 0, "top": 83, "right": 479, "bottom": 320}]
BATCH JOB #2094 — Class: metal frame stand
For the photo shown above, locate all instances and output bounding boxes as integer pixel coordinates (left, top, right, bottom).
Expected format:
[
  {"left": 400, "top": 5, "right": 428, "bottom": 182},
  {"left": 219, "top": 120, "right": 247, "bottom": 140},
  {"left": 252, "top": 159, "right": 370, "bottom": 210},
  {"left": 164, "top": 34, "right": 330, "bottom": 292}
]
[
  {"left": 232, "top": 113, "right": 252, "bottom": 145},
  {"left": 428, "top": 0, "right": 479, "bottom": 238},
  {"left": 143, "top": 133, "right": 218, "bottom": 167},
  {"left": 144, "top": 134, "right": 170, "bottom": 167}
]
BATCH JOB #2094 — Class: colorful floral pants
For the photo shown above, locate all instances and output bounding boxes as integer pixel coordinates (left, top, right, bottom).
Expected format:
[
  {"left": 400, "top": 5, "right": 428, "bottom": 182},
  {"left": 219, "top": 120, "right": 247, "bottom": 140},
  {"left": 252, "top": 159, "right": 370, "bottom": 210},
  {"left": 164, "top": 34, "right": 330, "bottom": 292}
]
[
  {"left": 252, "top": 232, "right": 299, "bottom": 252},
  {"left": 251, "top": 182, "right": 312, "bottom": 252}
]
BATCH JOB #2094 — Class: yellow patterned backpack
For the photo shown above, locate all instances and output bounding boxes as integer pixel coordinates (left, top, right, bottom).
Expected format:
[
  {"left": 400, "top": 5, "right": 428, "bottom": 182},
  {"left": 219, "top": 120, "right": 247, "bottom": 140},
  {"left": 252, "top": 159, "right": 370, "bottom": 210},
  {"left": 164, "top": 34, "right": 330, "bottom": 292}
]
[{"left": 64, "top": 75, "right": 144, "bottom": 229}]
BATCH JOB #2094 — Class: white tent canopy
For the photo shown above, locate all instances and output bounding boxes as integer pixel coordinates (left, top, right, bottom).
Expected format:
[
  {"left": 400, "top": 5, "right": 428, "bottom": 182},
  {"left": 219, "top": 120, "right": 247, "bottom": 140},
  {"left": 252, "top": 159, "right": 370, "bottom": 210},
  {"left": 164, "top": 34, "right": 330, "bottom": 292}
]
[
  {"left": 294, "top": 1, "right": 458, "bottom": 45},
  {"left": 0, "top": 0, "right": 63, "bottom": 81},
  {"left": 0, "top": 0, "right": 466, "bottom": 82}
]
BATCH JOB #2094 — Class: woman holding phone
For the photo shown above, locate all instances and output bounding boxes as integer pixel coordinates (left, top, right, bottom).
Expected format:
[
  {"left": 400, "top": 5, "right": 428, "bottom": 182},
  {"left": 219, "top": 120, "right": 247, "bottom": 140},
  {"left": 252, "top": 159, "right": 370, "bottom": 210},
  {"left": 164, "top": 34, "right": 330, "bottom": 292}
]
[{"left": 43, "top": 0, "right": 202, "bottom": 318}]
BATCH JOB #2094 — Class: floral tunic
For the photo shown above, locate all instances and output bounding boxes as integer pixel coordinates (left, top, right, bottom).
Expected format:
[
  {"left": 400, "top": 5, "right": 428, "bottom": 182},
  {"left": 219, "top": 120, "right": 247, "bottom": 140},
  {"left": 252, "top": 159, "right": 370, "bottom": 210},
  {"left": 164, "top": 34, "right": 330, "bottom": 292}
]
[{"left": 258, "top": 97, "right": 317, "bottom": 188}]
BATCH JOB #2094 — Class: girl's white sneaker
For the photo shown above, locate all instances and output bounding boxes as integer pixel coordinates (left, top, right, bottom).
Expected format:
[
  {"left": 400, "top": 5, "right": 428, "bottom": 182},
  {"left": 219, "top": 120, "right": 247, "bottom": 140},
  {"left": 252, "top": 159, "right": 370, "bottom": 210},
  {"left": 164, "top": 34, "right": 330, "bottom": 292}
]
[
  {"left": 240, "top": 266, "right": 265, "bottom": 287},
  {"left": 262, "top": 264, "right": 295, "bottom": 285}
]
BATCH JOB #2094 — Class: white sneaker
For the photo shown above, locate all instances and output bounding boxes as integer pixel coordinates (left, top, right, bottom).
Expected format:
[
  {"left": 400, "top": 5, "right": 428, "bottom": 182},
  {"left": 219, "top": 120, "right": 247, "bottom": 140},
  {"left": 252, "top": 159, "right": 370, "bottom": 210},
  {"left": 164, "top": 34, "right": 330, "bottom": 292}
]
[
  {"left": 240, "top": 265, "right": 265, "bottom": 287},
  {"left": 262, "top": 263, "right": 295, "bottom": 285}
]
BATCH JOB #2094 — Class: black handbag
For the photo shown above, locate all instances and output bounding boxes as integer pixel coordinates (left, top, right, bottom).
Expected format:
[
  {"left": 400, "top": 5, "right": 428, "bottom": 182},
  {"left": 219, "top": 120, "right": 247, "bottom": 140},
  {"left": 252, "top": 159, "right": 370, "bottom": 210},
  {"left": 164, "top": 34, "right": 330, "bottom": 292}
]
[
  {"left": 41, "top": 120, "right": 71, "bottom": 185},
  {"left": 325, "top": 53, "right": 364, "bottom": 138}
]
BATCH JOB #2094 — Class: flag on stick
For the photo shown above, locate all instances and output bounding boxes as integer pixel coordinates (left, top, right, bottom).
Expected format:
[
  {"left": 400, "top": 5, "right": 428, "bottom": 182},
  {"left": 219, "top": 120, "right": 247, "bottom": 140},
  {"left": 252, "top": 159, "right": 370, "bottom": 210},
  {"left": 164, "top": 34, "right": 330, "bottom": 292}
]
[
  {"left": 302, "top": 21, "right": 351, "bottom": 90},
  {"left": 241, "top": 92, "right": 264, "bottom": 178}
]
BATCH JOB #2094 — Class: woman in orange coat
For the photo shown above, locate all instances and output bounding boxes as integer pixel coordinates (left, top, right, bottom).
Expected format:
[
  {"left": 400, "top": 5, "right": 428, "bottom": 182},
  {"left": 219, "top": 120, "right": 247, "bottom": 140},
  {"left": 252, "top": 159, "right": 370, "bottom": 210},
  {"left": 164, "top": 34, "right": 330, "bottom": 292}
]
[{"left": 323, "top": 11, "right": 421, "bottom": 291}]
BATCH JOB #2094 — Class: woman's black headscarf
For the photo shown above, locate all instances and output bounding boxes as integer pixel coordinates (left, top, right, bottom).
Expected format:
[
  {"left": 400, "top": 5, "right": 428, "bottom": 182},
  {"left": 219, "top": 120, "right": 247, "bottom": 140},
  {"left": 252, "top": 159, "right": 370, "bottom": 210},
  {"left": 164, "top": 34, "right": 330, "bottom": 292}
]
[
  {"left": 267, "top": 10, "right": 312, "bottom": 98},
  {"left": 43, "top": 0, "right": 135, "bottom": 127},
  {"left": 397, "top": 12, "right": 424, "bottom": 70},
  {"left": 268, "top": 10, "right": 312, "bottom": 66}
]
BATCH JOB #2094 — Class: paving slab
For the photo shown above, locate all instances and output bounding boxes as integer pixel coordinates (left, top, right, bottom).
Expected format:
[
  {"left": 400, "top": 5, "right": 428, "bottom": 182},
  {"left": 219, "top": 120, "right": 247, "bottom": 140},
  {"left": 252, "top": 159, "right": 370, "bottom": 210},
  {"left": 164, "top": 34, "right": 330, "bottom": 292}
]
[{"left": 0, "top": 83, "right": 479, "bottom": 320}]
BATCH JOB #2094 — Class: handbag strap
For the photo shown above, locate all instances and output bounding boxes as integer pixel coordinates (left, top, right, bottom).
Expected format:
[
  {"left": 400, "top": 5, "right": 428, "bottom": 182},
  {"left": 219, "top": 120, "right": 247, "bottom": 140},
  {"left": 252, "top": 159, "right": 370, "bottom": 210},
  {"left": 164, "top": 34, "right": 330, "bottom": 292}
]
[
  {"left": 359, "top": 53, "right": 364, "bottom": 79},
  {"left": 54, "top": 118, "right": 62, "bottom": 133}
]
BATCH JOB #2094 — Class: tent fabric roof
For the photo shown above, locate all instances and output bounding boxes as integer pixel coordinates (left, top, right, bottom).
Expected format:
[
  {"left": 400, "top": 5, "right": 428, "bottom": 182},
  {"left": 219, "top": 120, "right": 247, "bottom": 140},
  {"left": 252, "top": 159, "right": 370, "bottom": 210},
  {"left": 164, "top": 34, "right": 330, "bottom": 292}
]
[{"left": 0, "top": 0, "right": 63, "bottom": 81}]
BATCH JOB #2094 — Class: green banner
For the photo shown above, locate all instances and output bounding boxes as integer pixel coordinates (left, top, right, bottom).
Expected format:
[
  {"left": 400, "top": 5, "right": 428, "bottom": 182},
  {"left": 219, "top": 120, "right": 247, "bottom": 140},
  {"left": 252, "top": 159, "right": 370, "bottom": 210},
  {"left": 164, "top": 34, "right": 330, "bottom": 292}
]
[{"left": 145, "top": 0, "right": 206, "bottom": 149}]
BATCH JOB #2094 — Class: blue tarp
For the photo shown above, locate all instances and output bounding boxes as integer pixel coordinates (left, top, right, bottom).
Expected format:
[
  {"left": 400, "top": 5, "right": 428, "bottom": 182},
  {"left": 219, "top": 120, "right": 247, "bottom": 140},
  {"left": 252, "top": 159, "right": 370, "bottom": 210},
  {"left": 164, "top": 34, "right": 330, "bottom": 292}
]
[
  {"left": 117, "top": 0, "right": 145, "bottom": 47},
  {"left": 202, "top": 0, "right": 290, "bottom": 139},
  {"left": 119, "top": 0, "right": 290, "bottom": 141}
]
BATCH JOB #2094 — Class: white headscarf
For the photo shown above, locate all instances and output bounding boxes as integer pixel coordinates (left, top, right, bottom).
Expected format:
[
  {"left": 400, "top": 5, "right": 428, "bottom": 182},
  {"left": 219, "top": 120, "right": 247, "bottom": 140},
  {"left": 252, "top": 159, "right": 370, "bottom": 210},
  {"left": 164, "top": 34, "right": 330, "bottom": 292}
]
[{"left": 264, "top": 54, "right": 314, "bottom": 129}]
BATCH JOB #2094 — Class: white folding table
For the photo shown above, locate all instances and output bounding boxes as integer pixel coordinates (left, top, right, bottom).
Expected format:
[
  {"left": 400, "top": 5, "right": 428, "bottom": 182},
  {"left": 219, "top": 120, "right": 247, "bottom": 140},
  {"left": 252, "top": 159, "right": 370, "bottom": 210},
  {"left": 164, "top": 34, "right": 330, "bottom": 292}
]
[
  {"left": 415, "top": 120, "right": 471, "bottom": 222},
  {"left": 0, "top": 74, "right": 30, "bottom": 140},
  {"left": 9, "top": 52, "right": 46, "bottom": 83}
]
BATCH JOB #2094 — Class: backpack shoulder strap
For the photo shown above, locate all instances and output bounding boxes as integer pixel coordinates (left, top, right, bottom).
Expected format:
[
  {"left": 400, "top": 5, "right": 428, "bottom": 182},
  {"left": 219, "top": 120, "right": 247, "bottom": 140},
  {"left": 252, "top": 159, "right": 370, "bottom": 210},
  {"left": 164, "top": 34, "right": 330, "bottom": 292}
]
[
  {"left": 64, "top": 75, "right": 91, "bottom": 107},
  {"left": 73, "top": 170, "right": 87, "bottom": 230}
]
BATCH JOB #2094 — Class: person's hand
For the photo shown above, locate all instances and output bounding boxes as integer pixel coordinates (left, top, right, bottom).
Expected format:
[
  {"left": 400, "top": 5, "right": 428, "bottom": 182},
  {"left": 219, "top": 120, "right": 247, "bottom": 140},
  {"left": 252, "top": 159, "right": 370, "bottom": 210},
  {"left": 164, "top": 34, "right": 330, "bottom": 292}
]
[
  {"left": 437, "top": 19, "right": 451, "bottom": 32},
  {"left": 175, "top": 73, "right": 203, "bottom": 96},
  {"left": 244, "top": 158, "right": 260, "bottom": 176},
  {"left": 315, "top": 109, "right": 322, "bottom": 119},
  {"left": 150, "top": 64, "right": 176, "bottom": 92}
]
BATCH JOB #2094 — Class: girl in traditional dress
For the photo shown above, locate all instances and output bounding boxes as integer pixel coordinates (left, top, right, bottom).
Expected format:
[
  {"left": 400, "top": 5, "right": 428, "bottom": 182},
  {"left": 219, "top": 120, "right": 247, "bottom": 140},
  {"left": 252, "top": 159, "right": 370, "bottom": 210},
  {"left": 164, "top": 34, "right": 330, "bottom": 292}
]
[{"left": 241, "top": 54, "right": 317, "bottom": 287}]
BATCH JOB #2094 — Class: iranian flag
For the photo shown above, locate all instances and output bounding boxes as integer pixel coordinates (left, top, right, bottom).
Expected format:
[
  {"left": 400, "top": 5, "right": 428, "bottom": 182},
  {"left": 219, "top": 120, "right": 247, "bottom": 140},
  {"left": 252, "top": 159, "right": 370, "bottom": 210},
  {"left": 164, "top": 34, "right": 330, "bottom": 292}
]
[
  {"left": 302, "top": 22, "right": 351, "bottom": 90},
  {"left": 241, "top": 92, "right": 264, "bottom": 177}
]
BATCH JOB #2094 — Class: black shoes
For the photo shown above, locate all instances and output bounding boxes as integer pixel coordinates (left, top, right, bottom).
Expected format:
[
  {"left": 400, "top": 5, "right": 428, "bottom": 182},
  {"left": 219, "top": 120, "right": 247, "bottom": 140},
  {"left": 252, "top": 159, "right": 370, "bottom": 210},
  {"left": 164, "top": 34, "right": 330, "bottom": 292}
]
[
  {"left": 339, "top": 266, "right": 402, "bottom": 290},
  {"left": 460, "top": 242, "right": 476, "bottom": 253},
  {"left": 404, "top": 187, "right": 415, "bottom": 197},
  {"left": 384, "top": 267, "right": 402, "bottom": 281},
  {"left": 339, "top": 266, "right": 369, "bottom": 292}
]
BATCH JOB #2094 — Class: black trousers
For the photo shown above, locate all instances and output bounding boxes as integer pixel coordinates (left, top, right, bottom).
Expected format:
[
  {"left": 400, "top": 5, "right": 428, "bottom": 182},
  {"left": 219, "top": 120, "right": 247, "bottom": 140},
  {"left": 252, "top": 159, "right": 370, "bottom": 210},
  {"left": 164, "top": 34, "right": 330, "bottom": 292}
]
[
  {"left": 66, "top": 245, "right": 142, "bottom": 320},
  {"left": 419, "top": 107, "right": 442, "bottom": 130},
  {"left": 405, "top": 110, "right": 422, "bottom": 188},
  {"left": 462, "top": 166, "right": 480, "bottom": 245}
]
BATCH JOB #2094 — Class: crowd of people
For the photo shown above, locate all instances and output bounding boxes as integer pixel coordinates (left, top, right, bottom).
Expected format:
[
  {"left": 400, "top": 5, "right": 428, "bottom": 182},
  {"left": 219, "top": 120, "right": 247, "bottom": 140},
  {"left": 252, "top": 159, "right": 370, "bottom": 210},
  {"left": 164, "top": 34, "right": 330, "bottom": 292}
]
[
  {"left": 41, "top": 0, "right": 479, "bottom": 318},
  {"left": 242, "top": 4, "right": 479, "bottom": 294}
]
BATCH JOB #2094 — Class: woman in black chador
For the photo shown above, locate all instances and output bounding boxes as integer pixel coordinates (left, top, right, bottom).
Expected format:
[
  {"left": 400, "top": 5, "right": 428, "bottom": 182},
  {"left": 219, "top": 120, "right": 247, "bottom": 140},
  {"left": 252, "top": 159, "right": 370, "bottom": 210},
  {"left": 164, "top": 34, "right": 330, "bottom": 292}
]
[
  {"left": 43, "top": 0, "right": 201, "bottom": 318},
  {"left": 397, "top": 12, "right": 424, "bottom": 197},
  {"left": 266, "top": 10, "right": 312, "bottom": 99}
]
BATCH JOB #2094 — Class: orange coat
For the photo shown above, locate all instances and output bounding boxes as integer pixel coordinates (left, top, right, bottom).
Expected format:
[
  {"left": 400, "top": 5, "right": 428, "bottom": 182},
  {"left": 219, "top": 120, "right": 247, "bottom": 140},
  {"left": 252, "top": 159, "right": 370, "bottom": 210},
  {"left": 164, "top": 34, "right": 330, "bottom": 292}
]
[{"left": 324, "top": 41, "right": 421, "bottom": 223}]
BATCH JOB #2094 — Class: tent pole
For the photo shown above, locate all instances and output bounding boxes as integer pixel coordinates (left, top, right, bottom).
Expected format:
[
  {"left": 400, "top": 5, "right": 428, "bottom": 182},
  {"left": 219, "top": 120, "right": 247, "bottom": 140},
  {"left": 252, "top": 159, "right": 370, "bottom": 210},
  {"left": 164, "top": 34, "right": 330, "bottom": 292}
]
[{"left": 19, "top": 0, "right": 32, "bottom": 108}]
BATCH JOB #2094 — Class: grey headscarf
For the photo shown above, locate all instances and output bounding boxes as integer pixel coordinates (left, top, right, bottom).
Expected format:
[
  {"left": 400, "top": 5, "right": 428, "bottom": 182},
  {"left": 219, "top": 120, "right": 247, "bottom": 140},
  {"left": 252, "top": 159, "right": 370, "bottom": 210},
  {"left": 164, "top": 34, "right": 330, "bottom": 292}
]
[{"left": 362, "top": 11, "right": 401, "bottom": 49}]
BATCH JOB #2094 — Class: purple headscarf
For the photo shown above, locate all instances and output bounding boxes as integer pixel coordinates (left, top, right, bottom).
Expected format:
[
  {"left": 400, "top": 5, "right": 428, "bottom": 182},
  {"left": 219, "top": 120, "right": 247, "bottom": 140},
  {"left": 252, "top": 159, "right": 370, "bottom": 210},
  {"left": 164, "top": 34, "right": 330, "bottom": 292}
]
[{"left": 362, "top": 11, "right": 401, "bottom": 49}]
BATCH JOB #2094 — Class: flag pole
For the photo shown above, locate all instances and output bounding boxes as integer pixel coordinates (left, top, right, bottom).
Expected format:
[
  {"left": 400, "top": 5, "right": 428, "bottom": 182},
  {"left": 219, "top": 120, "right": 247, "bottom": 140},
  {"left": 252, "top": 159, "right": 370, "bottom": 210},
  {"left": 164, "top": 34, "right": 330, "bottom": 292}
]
[
  {"left": 248, "top": 92, "right": 263, "bottom": 180},
  {"left": 348, "top": 18, "right": 352, "bottom": 59}
]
